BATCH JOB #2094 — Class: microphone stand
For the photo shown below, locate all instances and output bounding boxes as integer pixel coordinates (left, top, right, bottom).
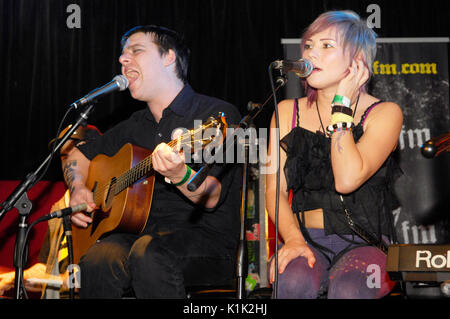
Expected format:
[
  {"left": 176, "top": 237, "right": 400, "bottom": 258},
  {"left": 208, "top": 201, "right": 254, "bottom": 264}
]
[
  {"left": 187, "top": 75, "right": 286, "bottom": 299},
  {"left": 0, "top": 103, "right": 95, "bottom": 299},
  {"left": 62, "top": 215, "right": 75, "bottom": 299},
  {"left": 235, "top": 131, "right": 256, "bottom": 299}
]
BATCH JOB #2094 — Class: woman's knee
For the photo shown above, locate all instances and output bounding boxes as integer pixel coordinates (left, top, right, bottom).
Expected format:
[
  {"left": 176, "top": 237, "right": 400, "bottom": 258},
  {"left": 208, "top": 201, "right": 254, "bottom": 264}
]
[
  {"left": 328, "top": 246, "right": 395, "bottom": 299},
  {"left": 275, "top": 253, "right": 329, "bottom": 299}
]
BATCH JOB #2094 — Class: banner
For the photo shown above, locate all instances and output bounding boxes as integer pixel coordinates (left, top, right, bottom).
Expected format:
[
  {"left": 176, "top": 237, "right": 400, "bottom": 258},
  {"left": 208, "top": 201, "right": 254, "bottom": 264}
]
[{"left": 281, "top": 38, "right": 450, "bottom": 244}]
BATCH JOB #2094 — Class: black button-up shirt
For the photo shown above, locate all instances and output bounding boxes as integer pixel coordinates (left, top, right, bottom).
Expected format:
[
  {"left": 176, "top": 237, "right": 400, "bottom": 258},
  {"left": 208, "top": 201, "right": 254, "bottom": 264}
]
[{"left": 77, "top": 85, "right": 242, "bottom": 246}]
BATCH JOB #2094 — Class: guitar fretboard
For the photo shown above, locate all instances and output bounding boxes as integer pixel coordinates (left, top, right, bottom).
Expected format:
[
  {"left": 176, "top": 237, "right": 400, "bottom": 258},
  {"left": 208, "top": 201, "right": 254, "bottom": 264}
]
[
  {"left": 114, "top": 156, "right": 154, "bottom": 194},
  {"left": 92, "top": 116, "right": 223, "bottom": 204}
]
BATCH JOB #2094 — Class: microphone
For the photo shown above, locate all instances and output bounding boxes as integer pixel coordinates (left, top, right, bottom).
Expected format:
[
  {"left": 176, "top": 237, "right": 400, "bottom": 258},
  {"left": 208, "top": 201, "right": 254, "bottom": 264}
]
[
  {"left": 271, "top": 59, "right": 314, "bottom": 77},
  {"left": 420, "top": 132, "right": 450, "bottom": 158},
  {"left": 38, "top": 203, "right": 88, "bottom": 222},
  {"left": 70, "top": 75, "right": 129, "bottom": 109},
  {"left": 186, "top": 164, "right": 211, "bottom": 192}
]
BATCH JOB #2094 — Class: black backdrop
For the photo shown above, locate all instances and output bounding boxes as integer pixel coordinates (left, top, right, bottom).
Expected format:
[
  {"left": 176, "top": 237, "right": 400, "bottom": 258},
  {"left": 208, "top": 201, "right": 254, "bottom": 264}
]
[{"left": 1, "top": 0, "right": 449, "bottom": 182}]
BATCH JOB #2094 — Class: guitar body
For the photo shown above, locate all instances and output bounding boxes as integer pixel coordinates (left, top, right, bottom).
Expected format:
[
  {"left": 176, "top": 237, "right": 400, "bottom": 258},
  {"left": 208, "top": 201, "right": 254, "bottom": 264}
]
[
  {"left": 70, "top": 114, "right": 228, "bottom": 264},
  {"left": 72, "top": 144, "right": 155, "bottom": 264}
]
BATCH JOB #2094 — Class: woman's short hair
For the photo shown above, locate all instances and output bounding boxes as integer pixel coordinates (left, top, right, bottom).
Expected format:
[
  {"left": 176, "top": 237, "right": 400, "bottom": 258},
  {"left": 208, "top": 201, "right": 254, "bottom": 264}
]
[{"left": 301, "top": 10, "right": 377, "bottom": 105}]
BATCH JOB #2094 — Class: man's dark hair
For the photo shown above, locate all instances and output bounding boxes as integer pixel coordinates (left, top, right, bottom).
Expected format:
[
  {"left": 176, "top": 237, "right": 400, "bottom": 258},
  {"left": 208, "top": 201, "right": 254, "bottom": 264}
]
[{"left": 121, "top": 25, "right": 190, "bottom": 84}]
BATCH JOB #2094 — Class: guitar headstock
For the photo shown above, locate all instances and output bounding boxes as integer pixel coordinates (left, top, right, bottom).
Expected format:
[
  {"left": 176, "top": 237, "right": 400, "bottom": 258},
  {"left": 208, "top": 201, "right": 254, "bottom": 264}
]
[{"left": 171, "top": 112, "right": 228, "bottom": 154}]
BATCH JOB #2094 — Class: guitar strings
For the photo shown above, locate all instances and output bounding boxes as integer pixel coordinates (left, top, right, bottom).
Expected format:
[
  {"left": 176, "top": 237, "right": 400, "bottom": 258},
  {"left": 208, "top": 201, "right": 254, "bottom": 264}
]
[{"left": 91, "top": 120, "right": 222, "bottom": 206}]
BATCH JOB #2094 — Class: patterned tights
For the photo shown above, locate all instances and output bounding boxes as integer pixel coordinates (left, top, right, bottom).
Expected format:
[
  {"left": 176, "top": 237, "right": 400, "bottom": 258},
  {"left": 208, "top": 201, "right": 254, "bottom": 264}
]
[{"left": 273, "top": 228, "right": 395, "bottom": 299}]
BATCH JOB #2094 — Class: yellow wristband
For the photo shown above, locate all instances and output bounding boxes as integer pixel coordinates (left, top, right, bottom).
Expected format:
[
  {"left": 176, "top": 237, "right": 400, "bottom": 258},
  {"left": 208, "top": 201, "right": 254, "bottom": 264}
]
[{"left": 331, "top": 112, "right": 354, "bottom": 125}]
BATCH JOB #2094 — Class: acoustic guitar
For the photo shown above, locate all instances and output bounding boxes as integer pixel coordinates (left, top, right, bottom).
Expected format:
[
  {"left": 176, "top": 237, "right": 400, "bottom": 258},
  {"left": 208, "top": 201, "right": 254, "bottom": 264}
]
[{"left": 71, "top": 114, "right": 228, "bottom": 264}]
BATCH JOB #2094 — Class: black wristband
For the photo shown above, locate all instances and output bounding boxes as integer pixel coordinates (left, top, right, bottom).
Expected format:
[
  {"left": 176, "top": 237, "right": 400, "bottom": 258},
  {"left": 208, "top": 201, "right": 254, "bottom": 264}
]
[{"left": 331, "top": 105, "right": 353, "bottom": 116}]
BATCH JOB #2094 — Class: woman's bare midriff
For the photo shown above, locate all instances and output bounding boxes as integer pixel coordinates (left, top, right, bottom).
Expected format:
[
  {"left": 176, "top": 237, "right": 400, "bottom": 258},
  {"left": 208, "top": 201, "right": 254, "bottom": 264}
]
[{"left": 295, "top": 208, "right": 324, "bottom": 229}]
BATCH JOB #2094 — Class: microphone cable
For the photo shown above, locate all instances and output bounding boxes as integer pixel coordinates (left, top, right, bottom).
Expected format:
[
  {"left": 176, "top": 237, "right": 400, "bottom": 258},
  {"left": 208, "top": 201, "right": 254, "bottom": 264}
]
[
  {"left": 62, "top": 215, "right": 75, "bottom": 299},
  {"left": 17, "top": 205, "right": 77, "bottom": 299},
  {"left": 35, "top": 107, "right": 74, "bottom": 186},
  {"left": 0, "top": 107, "right": 73, "bottom": 218},
  {"left": 267, "top": 64, "right": 283, "bottom": 299},
  {"left": 16, "top": 214, "right": 46, "bottom": 299}
]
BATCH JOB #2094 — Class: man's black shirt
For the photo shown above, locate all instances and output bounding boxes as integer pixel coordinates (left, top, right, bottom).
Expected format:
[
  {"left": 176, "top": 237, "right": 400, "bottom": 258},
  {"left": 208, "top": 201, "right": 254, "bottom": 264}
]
[{"left": 77, "top": 85, "right": 242, "bottom": 247}]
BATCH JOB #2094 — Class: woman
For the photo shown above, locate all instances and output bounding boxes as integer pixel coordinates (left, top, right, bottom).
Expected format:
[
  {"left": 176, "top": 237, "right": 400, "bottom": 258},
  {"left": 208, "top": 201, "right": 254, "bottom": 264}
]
[{"left": 266, "top": 10, "right": 403, "bottom": 299}]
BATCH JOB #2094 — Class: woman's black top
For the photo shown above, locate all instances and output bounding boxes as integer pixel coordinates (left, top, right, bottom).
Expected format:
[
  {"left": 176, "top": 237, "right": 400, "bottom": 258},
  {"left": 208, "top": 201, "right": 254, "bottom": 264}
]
[{"left": 281, "top": 101, "right": 401, "bottom": 242}]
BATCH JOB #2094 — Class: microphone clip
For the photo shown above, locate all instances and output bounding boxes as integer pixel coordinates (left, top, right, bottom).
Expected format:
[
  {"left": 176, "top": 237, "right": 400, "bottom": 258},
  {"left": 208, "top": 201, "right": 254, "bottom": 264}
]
[
  {"left": 275, "top": 73, "right": 288, "bottom": 87},
  {"left": 273, "top": 66, "right": 287, "bottom": 87},
  {"left": 270, "top": 60, "right": 284, "bottom": 70}
]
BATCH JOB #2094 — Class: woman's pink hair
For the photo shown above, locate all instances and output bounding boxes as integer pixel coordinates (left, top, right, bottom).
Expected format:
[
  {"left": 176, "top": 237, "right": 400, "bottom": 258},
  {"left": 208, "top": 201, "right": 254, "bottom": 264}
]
[{"left": 301, "top": 11, "right": 377, "bottom": 106}]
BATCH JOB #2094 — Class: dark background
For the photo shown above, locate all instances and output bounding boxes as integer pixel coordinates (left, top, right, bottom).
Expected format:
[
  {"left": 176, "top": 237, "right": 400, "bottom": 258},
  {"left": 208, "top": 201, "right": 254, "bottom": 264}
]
[{"left": 0, "top": 0, "right": 449, "bottom": 182}]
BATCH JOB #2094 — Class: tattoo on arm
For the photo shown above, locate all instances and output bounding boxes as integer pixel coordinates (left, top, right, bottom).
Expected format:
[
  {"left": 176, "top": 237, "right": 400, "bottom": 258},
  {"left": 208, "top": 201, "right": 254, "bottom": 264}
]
[
  {"left": 334, "top": 131, "right": 345, "bottom": 154},
  {"left": 63, "top": 160, "right": 77, "bottom": 194}
]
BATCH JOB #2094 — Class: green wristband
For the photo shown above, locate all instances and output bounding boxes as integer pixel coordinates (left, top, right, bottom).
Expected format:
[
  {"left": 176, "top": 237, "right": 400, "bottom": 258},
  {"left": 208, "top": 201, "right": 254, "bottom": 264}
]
[
  {"left": 332, "top": 95, "right": 351, "bottom": 108},
  {"left": 173, "top": 165, "right": 192, "bottom": 187}
]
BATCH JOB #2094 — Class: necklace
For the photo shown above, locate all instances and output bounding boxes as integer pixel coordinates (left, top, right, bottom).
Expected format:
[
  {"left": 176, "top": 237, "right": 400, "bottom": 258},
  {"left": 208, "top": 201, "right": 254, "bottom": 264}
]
[
  {"left": 315, "top": 99, "right": 329, "bottom": 137},
  {"left": 315, "top": 94, "right": 360, "bottom": 138}
]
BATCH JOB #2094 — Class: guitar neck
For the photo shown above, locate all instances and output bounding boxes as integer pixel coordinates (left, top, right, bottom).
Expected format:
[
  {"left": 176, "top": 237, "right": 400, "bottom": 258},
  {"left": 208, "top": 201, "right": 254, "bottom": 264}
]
[
  {"left": 114, "top": 155, "right": 153, "bottom": 195},
  {"left": 97, "top": 115, "right": 225, "bottom": 199}
]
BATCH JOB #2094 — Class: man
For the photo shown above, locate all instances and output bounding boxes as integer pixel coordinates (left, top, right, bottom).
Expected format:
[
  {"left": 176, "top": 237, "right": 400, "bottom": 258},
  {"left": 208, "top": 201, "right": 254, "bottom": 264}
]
[
  {"left": 0, "top": 125, "right": 101, "bottom": 299},
  {"left": 65, "top": 25, "right": 242, "bottom": 298}
]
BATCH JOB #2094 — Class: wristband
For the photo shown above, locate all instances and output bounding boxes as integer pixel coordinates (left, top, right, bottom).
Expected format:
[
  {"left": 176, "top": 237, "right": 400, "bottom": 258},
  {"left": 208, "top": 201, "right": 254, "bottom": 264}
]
[
  {"left": 331, "top": 112, "right": 354, "bottom": 125},
  {"left": 327, "top": 122, "right": 354, "bottom": 135},
  {"left": 172, "top": 165, "right": 192, "bottom": 187},
  {"left": 332, "top": 95, "right": 351, "bottom": 108},
  {"left": 332, "top": 105, "right": 353, "bottom": 116}
]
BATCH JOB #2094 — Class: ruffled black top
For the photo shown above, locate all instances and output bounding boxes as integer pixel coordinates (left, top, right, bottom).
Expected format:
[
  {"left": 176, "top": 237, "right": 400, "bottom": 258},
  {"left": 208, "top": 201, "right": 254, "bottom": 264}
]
[{"left": 281, "top": 103, "right": 401, "bottom": 240}]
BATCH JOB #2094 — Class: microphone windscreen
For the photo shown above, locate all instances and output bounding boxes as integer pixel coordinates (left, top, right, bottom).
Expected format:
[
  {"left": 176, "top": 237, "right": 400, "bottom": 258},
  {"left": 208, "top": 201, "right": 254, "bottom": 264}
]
[
  {"left": 113, "top": 75, "right": 129, "bottom": 91},
  {"left": 297, "top": 58, "right": 313, "bottom": 77},
  {"left": 421, "top": 143, "right": 437, "bottom": 158}
]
